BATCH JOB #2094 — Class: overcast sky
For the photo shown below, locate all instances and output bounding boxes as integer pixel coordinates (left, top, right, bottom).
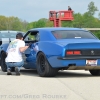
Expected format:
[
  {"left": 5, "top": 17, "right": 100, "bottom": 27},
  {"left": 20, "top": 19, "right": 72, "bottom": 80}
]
[{"left": 0, "top": 0, "right": 100, "bottom": 22}]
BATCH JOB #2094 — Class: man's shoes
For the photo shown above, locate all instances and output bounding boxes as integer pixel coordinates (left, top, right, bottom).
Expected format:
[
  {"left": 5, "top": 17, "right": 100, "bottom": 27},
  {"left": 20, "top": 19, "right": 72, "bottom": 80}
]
[
  {"left": 15, "top": 67, "right": 20, "bottom": 76},
  {"left": 7, "top": 69, "right": 12, "bottom": 75}
]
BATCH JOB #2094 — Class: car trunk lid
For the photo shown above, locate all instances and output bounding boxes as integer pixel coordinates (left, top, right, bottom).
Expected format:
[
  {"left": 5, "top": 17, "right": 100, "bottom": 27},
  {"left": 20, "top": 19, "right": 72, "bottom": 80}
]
[{"left": 55, "top": 39, "right": 100, "bottom": 49}]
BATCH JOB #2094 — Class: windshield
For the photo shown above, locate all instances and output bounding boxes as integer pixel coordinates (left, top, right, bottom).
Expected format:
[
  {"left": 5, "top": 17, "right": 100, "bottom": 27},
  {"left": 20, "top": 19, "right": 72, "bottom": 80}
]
[
  {"left": 52, "top": 30, "right": 97, "bottom": 39},
  {"left": 0, "top": 32, "right": 17, "bottom": 38}
]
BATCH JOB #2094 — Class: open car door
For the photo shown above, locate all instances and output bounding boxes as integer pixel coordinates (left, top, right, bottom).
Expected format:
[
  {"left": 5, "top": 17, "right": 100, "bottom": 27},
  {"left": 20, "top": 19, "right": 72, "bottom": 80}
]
[{"left": 23, "top": 30, "right": 39, "bottom": 69}]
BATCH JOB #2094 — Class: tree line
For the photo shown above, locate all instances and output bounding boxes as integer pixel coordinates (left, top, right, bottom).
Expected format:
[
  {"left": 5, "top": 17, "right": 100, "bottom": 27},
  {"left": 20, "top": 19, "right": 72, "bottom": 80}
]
[{"left": 0, "top": 1, "right": 100, "bottom": 38}]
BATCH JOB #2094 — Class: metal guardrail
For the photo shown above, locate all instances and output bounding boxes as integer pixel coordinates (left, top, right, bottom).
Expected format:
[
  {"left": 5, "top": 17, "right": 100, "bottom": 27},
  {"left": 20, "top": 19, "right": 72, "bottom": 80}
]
[{"left": 83, "top": 28, "right": 100, "bottom": 31}]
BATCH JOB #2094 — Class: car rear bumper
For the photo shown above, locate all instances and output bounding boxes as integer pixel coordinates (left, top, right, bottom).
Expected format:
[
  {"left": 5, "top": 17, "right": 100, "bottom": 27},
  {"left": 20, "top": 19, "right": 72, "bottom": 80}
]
[{"left": 48, "top": 56, "right": 100, "bottom": 69}]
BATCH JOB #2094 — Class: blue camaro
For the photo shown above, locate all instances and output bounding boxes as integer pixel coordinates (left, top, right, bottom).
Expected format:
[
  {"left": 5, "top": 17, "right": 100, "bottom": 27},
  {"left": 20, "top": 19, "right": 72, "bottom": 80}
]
[{"left": 1, "top": 27, "right": 100, "bottom": 77}]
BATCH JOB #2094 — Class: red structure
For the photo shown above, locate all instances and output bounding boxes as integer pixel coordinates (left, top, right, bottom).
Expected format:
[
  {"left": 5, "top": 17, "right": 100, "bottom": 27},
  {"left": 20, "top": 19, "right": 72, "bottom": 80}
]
[{"left": 49, "top": 10, "right": 74, "bottom": 27}]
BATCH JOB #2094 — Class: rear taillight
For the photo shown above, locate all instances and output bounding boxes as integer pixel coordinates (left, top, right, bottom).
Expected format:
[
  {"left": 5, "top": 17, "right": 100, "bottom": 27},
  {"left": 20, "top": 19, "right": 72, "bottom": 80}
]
[
  {"left": 74, "top": 51, "right": 81, "bottom": 55},
  {"left": 66, "top": 50, "right": 81, "bottom": 55},
  {"left": 66, "top": 51, "right": 73, "bottom": 55}
]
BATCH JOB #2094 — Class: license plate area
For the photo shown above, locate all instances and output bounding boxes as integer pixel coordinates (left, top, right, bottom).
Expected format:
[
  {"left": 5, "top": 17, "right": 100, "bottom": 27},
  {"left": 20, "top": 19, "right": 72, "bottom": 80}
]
[{"left": 86, "top": 60, "right": 97, "bottom": 66}]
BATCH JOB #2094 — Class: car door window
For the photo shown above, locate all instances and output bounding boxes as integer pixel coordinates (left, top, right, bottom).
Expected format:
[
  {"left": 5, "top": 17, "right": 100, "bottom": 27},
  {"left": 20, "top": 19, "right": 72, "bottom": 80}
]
[
  {"left": 35, "top": 33, "right": 40, "bottom": 41},
  {"left": 24, "top": 31, "right": 39, "bottom": 42}
]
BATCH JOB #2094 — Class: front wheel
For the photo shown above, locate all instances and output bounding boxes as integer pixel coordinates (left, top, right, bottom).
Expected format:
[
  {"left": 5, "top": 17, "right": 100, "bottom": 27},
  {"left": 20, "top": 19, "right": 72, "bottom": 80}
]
[
  {"left": 36, "top": 52, "right": 58, "bottom": 77},
  {"left": 89, "top": 70, "right": 100, "bottom": 76},
  {"left": 1, "top": 52, "right": 7, "bottom": 72}
]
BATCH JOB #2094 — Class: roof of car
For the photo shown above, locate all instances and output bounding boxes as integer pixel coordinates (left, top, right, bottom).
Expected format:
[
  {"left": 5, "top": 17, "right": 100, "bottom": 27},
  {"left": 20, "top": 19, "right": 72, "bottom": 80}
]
[
  {"left": 0, "top": 30, "right": 25, "bottom": 34},
  {"left": 29, "top": 27, "right": 86, "bottom": 31},
  {"left": 0, "top": 30, "right": 17, "bottom": 32}
]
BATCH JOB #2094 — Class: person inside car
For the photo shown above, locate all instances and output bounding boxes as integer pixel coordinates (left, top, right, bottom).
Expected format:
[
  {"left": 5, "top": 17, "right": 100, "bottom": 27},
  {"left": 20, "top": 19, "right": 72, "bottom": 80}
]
[{"left": 26, "top": 42, "right": 39, "bottom": 62}]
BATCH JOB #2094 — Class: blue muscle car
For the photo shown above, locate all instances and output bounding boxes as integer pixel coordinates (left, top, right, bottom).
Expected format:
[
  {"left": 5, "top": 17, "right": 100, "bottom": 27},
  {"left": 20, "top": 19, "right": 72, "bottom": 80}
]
[{"left": 1, "top": 27, "right": 100, "bottom": 77}]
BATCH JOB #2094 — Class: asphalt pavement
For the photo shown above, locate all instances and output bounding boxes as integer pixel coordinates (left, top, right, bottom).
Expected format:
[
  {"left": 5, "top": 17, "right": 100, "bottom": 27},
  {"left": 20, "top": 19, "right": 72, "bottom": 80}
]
[{"left": 0, "top": 67, "right": 100, "bottom": 100}]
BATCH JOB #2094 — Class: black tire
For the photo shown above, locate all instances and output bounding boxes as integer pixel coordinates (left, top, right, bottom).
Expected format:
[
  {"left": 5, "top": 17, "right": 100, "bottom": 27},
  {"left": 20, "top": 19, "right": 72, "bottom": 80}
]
[
  {"left": 36, "top": 52, "right": 58, "bottom": 77},
  {"left": 1, "top": 52, "right": 7, "bottom": 72},
  {"left": 89, "top": 70, "right": 100, "bottom": 76}
]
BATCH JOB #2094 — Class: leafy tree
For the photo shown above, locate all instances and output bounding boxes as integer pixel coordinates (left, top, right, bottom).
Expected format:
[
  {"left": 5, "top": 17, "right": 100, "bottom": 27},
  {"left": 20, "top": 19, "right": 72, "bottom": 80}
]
[
  {"left": 87, "top": 1, "right": 98, "bottom": 16},
  {"left": 0, "top": 15, "right": 7, "bottom": 30},
  {"left": 98, "top": 12, "right": 100, "bottom": 20},
  {"left": 0, "top": 15, "right": 29, "bottom": 32}
]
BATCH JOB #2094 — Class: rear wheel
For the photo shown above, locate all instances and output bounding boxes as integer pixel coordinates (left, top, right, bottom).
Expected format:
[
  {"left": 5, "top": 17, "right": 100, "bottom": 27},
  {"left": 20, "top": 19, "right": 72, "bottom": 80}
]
[
  {"left": 89, "top": 70, "right": 100, "bottom": 76},
  {"left": 37, "top": 52, "right": 58, "bottom": 77},
  {"left": 1, "top": 52, "right": 7, "bottom": 72}
]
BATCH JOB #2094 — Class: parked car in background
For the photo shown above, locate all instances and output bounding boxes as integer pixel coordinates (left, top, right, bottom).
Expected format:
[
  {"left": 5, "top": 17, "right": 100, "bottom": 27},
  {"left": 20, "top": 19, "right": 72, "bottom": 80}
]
[
  {"left": 1, "top": 27, "right": 100, "bottom": 77},
  {"left": 0, "top": 30, "right": 25, "bottom": 45},
  {"left": 0, "top": 30, "right": 25, "bottom": 62}
]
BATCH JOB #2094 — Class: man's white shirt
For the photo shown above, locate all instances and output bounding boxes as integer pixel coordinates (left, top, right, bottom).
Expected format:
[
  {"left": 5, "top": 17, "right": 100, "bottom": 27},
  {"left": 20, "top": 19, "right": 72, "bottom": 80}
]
[{"left": 5, "top": 39, "right": 25, "bottom": 62}]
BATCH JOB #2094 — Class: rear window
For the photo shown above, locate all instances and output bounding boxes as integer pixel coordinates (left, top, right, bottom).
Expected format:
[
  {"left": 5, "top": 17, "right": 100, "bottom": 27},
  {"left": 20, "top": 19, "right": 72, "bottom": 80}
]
[{"left": 52, "top": 30, "right": 96, "bottom": 39}]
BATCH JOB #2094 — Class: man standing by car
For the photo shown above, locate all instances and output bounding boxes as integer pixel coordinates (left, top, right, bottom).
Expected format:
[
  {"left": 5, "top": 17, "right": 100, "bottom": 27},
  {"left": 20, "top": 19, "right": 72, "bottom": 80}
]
[{"left": 5, "top": 33, "right": 29, "bottom": 75}]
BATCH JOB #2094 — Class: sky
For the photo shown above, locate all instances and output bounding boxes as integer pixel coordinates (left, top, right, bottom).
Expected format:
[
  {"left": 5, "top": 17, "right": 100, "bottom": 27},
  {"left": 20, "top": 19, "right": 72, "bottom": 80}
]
[{"left": 0, "top": 0, "right": 100, "bottom": 22}]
